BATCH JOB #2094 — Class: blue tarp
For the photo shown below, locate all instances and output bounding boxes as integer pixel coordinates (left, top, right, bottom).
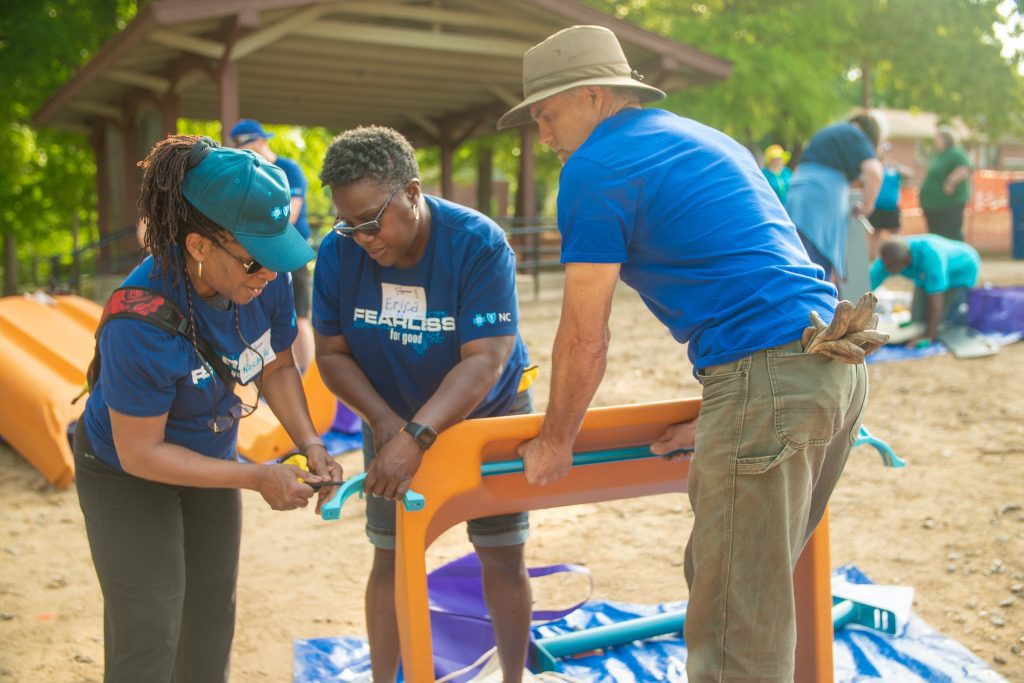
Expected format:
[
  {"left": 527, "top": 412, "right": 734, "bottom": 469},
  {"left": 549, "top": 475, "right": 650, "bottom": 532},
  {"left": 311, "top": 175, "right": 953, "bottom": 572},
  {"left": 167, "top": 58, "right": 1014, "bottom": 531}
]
[
  {"left": 867, "top": 332, "right": 1020, "bottom": 364},
  {"left": 293, "top": 562, "right": 1005, "bottom": 682}
]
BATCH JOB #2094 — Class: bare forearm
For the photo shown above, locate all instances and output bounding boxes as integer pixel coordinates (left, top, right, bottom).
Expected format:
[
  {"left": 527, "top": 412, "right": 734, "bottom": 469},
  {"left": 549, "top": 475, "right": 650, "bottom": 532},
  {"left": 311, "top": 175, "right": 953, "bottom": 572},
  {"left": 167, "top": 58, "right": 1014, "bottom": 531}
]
[
  {"left": 118, "top": 440, "right": 264, "bottom": 490},
  {"left": 945, "top": 166, "right": 970, "bottom": 189},
  {"left": 413, "top": 354, "right": 506, "bottom": 433},
  {"left": 317, "top": 350, "right": 397, "bottom": 425},
  {"left": 260, "top": 364, "right": 321, "bottom": 448},
  {"left": 539, "top": 327, "right": 608, "bottom": 447},
  {"left": 926, "top": 293, "right": 944, "bottom": 339},
  {"left": 859, "top": 159, "right": 884, "bottom": 215}
]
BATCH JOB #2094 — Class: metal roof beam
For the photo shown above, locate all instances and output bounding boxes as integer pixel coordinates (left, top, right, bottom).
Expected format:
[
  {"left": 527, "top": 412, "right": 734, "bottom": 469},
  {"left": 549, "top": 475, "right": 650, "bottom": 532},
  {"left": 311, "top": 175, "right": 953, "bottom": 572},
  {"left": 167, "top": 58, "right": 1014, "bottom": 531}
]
[
  {"left": 328, "top": 2, "right": 555, "bottom": 37},
  {"left": 68, "top": 101, "right": 123, "bottom": 122},
  {"left": 292, "top": 21, "right": 533, "bottom": 58},
  {"left": 149, "top": 29, "right": 226, "bottom": 59},
  {"left": 260, "top": 42, "right": 523, "bottom": 76},
  {"left": 103, "top": 69, "right": 172, "bottom": 94},
  {"left": 231, "top": 4, "right": 330, "bottom": 60},
  {"left": 488, "top": 85, "right": 520, "bottom": 107}
]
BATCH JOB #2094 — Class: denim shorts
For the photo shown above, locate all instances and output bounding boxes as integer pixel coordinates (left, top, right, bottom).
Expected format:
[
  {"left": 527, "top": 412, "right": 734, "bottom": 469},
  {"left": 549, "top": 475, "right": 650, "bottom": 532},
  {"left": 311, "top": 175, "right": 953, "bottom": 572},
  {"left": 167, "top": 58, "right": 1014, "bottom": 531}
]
[{"left": 363, "top": 390, "right": 533, "bottom": 550}]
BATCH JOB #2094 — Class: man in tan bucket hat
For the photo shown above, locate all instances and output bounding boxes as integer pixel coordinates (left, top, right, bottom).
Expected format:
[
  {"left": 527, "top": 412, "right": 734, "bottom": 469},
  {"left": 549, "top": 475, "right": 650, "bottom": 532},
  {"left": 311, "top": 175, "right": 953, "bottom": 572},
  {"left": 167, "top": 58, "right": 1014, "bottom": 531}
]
[{"left": 506, "top": 25, "right": 881, "bottom": 681}]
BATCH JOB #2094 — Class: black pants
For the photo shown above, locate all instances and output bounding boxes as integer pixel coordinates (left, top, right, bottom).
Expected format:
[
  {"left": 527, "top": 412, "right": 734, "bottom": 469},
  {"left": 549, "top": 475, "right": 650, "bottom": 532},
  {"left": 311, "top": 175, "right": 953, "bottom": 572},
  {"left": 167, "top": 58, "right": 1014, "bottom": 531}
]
[
  {"left": 74, "top": 422, "right": 241, "bottom": 683},
  {"left": 924, "top": 203, "right": 966, "bottom": 241}
]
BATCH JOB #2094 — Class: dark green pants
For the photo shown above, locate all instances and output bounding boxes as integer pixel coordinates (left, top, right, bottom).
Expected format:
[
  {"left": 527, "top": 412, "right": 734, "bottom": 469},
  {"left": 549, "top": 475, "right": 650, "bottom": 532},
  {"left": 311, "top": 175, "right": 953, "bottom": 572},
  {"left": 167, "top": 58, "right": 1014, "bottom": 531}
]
[{"left": 74, "top": 422, "right": 241, "bottom": 683}]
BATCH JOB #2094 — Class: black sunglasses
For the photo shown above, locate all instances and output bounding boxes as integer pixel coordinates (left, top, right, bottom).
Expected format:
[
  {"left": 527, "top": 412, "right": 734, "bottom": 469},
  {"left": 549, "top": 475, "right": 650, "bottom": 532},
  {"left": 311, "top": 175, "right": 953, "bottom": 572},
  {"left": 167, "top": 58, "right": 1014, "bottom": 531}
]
[
  {"left": 331, "top": 182, "right": 408, "bottom": 238},
  {"left": 211, "top": 238, "right": 264, "bottom": 275},
  {"left": 207, "top": 307, "right": 263, "bottom": 433}
]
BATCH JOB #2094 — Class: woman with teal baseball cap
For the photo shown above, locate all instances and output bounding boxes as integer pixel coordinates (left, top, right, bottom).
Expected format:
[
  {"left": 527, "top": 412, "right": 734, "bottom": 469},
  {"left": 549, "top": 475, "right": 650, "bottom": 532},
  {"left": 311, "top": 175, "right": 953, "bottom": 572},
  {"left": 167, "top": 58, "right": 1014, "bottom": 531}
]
[{"left": 73, "top": 135, "right": 341, "bottom": 682}]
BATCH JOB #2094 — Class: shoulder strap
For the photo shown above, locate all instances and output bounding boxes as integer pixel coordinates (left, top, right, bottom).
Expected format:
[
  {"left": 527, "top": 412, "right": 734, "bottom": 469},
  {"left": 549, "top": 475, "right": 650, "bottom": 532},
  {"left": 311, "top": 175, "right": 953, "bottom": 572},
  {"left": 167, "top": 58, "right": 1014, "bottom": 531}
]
[{"left": 87, "top": 286, "right": 236, "bottom": 391}]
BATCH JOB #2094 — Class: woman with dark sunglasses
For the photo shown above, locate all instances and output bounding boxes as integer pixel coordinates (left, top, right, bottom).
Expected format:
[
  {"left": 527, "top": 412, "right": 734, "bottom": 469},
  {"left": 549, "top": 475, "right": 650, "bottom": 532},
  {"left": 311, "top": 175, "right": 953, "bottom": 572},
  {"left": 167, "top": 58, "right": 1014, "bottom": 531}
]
[
  {"left": 314, "top": 126, "right": 534, "bottom": 682},
  {"left": 73, "top": 135, "right": 342, "bottom": 683}
]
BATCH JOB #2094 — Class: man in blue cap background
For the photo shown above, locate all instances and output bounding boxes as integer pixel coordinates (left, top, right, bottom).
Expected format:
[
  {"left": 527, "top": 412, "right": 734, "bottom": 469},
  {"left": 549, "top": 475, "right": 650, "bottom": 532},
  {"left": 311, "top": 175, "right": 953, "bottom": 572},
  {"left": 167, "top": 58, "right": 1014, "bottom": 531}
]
[{"left": 230, "top": 118, "right": 315, "bottom": 372}]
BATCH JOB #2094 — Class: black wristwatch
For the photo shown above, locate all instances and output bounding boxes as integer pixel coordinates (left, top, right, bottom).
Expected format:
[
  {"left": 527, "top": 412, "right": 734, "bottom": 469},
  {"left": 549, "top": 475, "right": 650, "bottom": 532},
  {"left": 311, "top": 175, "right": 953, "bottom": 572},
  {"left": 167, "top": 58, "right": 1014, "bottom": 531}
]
[{"left": 403, "top": 422, "right": 437, "bottom": 451}]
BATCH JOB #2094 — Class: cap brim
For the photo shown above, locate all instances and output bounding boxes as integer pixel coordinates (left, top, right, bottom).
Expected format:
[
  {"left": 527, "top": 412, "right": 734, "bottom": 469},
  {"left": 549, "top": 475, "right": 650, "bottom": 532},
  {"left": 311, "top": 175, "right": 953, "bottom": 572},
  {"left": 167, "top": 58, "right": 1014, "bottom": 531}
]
[
  {"left": 234, "top": 224, "right": 313, "bottom": 274},
  {"left": 496, "top": 77, "right": 666, "bottom": 130}
]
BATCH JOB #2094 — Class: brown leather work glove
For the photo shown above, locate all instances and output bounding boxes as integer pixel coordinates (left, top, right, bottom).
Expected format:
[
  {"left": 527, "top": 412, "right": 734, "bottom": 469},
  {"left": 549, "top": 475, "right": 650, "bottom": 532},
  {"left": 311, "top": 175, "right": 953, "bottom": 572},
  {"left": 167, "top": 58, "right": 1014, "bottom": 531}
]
[{"left": 800, "top": 292, "right": 890, "bottom": 364}]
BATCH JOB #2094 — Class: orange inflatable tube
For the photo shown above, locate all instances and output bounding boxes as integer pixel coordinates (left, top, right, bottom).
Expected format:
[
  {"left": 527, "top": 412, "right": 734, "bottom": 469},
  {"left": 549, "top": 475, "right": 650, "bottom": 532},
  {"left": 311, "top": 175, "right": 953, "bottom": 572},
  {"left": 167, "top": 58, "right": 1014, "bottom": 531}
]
[
  {"left": 0, "top": 292, "right": 337, "bottom": 485},
  {"left": 0, "top": 295, "right": 101, "bottom": 488}
]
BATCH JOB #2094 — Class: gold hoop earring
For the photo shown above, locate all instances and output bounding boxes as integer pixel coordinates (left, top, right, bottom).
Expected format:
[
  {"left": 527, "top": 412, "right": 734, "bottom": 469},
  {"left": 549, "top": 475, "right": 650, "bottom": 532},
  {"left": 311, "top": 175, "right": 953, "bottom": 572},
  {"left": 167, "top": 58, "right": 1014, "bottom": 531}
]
[{"left": 197, "top": 260, "right": 203, "bottom": 280}]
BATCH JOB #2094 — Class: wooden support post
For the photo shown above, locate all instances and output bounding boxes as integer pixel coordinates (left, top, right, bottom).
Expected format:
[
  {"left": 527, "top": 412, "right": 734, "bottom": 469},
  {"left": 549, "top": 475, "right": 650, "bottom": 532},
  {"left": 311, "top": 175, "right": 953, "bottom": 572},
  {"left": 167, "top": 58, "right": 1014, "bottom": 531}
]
[
  {"left": 161, "top": 91, "right": 180, "bottom": 137},
  {"left": 439, "top": 123, "right": 454, "bottom": 200},
  {"left": 476, "top": 142, "right": 493, "bottom": 215},
  {"left": 218, "top": 59, "right": 239, "bottom": 145},
  {"left": 516, "top": 125, "right": 536, "bottom": 220}
]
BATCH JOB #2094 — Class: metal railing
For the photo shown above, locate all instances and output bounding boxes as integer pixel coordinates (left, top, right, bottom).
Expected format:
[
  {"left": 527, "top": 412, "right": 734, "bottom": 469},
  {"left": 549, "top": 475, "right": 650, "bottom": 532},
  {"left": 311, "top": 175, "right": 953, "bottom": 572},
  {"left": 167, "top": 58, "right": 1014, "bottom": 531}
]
[
  {"left": 31, "top": 215, "right": 562, "bottom": 301},
  {"left": 500, "top": 216, "right": 562, "bottom": 300}
]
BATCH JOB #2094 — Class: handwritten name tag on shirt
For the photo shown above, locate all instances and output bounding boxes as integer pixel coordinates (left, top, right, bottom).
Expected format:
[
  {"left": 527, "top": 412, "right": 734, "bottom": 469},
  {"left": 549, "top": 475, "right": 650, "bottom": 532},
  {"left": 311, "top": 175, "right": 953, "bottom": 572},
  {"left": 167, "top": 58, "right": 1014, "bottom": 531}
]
[{"left": 381, "top": 283, "right": 427, "bottom": 321}]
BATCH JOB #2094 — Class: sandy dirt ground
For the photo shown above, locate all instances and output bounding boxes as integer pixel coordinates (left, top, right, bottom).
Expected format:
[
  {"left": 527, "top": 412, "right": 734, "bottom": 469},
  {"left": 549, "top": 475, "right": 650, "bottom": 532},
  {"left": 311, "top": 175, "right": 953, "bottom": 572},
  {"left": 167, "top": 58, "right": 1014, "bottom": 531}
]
[{"left": 1, "top": 259, "right": 1022, "bottom": 682}]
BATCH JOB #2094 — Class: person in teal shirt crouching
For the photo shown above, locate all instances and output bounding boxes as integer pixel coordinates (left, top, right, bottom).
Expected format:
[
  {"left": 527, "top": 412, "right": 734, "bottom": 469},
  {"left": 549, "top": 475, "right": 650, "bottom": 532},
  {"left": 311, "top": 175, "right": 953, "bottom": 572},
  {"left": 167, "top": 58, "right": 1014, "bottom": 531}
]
[{"left": 871, "top": 234, "right": 980, "bottom": 344}]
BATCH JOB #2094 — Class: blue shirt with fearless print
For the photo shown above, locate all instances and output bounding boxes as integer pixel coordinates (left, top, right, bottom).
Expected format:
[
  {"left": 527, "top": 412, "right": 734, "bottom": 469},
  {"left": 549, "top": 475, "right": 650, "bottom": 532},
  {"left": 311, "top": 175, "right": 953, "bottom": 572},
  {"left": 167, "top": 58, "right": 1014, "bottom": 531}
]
[
  {"left": 312, "top": 195, "right": 528, "bottom": 421},
  {"left": 81, "top": 255, "right": 297, "bottom": 470}
]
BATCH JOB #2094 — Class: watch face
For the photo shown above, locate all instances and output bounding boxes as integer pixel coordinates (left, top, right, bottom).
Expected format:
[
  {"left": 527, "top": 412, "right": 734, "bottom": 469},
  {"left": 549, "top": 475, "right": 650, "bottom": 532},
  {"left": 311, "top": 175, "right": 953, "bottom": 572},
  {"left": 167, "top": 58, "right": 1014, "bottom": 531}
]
[
  {"left": 418, "top": 425, "right": 437, "bottom": 448},
  {"left": 406, "top": 422, "right": 436, "bottom": 449}
]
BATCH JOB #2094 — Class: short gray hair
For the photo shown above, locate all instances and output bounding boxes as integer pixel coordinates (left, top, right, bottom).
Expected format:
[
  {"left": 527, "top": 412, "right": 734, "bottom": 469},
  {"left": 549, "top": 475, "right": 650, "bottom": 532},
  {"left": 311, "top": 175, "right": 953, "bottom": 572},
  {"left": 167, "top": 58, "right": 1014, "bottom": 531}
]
[
  {"left": 608, "top": 86, "right": 641, "bottom": 105},
  {"left": 936, "top": 125, "right": 959, "bottom": 148},
  {"left": 319, "top": 125, "right": 419, "bottom": 188}
]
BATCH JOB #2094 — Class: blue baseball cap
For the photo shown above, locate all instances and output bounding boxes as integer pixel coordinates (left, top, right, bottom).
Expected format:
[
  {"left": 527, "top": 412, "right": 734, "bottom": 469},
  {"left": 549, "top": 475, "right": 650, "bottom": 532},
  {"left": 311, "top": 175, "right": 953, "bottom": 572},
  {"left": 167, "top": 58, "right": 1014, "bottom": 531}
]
[
  {"left": 182, "top": 142, "right": 313, "bottom": 273},
  {"left": 229, "top": 119, "right": 274, "bottom": 145}
]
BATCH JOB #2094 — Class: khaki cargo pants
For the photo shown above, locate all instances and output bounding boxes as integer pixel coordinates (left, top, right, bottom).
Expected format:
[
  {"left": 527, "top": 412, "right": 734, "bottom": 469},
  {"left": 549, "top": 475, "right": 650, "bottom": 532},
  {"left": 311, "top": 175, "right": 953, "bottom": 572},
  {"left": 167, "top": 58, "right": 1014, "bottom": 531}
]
[{"left": 684, "top": 340, "right": 868, "bottom": 682}]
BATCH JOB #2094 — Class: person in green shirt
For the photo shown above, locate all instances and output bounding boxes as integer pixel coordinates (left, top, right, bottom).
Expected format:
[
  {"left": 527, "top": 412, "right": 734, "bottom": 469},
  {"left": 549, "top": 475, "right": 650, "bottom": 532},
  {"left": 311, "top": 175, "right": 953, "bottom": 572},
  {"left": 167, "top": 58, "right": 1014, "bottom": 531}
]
[
  {"left": 761, "top": 144, "right": 792, "bottom": 203},
  {"left": 870, "top": 234, "right": 980, "bottom": 345},
  {"left": 919, "top": 126, "right": 973, "bottom": 241}
]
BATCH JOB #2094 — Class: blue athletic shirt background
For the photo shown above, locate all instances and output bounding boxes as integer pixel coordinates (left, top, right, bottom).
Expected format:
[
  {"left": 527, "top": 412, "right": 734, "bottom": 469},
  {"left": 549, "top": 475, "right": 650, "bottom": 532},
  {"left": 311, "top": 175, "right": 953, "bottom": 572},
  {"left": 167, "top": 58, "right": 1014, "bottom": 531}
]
[
  {"left": 556, "top": 107, "right": 838, "bottom": 372},
  {"left": 312, "top": 195, "right": 528, "bottom": 421},
  {"left": 799, "top": 122, "right": 876, "bottom": 182},
  {"left": 875, "top": 166, "right": 902, "bottom": 211},
  {"left": 274, "top": 155, "right": 311, "bottom": 241},
  {"left": 82, "top": 255, "right": 298, "bottom": 470}
]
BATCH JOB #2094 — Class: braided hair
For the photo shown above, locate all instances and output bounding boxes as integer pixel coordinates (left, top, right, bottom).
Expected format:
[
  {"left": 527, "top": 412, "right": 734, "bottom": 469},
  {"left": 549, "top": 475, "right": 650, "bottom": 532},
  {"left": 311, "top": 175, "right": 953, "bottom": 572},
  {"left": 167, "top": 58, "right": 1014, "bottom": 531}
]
[{"left": 137, "top": 135, "right": 230, "bottom": 280}]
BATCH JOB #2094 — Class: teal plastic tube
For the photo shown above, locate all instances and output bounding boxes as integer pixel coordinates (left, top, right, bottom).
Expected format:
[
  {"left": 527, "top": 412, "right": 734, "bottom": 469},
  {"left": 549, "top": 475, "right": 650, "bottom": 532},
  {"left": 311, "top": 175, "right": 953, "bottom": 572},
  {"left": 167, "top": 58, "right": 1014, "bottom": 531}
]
[
  {"left": 482, "top": 445, "right": 690, "bottom": 477},
  {"left": 535, "top": 611, "right": 685, "bottom": 663}
]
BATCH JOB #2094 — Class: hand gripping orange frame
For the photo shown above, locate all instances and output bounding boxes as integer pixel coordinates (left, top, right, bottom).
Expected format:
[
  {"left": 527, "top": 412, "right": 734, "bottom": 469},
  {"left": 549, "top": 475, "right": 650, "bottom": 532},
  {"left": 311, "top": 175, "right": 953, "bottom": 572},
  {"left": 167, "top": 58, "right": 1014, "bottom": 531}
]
[{"left": 392, "top": 399, "right": 834, "bottom": 681}]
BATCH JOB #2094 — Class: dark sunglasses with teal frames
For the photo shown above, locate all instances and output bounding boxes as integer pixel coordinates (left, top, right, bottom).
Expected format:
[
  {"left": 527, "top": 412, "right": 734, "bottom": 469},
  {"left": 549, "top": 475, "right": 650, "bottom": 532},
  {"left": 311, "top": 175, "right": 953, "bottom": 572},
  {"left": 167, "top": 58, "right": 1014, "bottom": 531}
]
[
  {"left": 211, "top": 237, "right": 265, "bottom": 274},
  {"left": 331, "top": 181, "right": 409, "bottom": 238}
]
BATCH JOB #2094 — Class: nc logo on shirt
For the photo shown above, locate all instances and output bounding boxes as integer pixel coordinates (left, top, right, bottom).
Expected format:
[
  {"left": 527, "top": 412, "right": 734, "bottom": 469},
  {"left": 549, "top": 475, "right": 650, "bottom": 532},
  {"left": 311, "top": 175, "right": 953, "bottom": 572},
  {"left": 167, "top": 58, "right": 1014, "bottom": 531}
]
[{"left": 473, "top": 312, "right": 511, "bottom": 327}]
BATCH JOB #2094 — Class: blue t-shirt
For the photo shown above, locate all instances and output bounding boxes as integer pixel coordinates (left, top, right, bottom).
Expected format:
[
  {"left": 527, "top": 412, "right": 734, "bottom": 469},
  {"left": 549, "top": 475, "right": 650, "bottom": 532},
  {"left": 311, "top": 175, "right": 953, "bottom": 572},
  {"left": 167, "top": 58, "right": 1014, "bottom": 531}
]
[
  {"left": 870, "top": 235, "right": 980, "bottom": 294},
  {"left": 557, "top": 108, "right": 837, "bottom": 372},
  {"left": 81, "top": 255, "right": 298, "bottom": 470},
  {"left": 274, "top": 155, "right": 311, "bottom": 241},
  {"left": 875, "top": 166, "right": 902, "bottom": 211},
  {"left": 800, "top": 122, "right": 876, "bottom": 181},
  {"left": 312, "top": 195, "right": 529, "bottom": 421}
]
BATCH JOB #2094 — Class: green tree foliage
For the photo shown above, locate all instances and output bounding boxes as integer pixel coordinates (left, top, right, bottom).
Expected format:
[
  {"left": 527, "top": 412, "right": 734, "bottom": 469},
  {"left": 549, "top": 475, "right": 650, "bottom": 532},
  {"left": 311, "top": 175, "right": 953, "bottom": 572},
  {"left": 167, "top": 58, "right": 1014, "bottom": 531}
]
[
  {"left": 585, "top": 0, "right": 1024, "bottom": 148},
  {"left": 849, "top": 0, "right": 1024, "bottom": 136},
  {"left": 0, "top": 0, "right": 138, "bottom": 293}
]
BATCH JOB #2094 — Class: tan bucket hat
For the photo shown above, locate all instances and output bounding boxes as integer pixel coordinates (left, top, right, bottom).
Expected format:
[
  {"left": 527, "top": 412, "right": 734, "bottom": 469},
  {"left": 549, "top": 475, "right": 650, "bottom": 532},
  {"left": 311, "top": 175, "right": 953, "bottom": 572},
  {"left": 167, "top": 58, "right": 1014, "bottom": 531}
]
[{"left": 496, "top": 25, "right": 666, "bottom": 130}]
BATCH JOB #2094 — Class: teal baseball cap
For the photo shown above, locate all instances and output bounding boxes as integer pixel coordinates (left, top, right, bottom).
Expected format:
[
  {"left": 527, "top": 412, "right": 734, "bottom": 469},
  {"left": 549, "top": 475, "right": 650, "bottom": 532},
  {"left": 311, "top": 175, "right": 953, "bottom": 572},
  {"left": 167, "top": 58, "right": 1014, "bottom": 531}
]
[{"left": 181, "top": 139, "right": 313, "bottom": 273}]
